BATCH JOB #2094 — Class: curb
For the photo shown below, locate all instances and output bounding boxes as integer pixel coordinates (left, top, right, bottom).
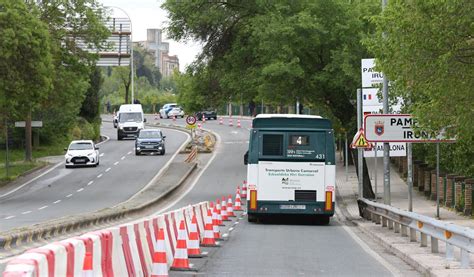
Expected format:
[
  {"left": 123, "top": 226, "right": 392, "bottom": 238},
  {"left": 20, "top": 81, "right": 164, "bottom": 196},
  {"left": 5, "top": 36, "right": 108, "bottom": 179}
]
[
  {"left": 0, "top": 162, "right": 197, "bottom": 254},
  {"left": 336, "top": 191, "right": 433, "bottom": 276}
]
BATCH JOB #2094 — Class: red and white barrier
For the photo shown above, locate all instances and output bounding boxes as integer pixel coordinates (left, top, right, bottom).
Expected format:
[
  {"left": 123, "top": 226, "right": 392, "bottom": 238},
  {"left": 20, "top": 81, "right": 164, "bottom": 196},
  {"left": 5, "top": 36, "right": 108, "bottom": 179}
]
[{"left": 3, "top": 201, "right": 241, "bottom": 276}]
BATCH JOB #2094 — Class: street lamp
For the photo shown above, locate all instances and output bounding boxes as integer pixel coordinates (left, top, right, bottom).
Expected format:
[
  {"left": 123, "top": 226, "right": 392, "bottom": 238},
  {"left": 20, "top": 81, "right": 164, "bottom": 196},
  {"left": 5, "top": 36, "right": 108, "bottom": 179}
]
[{"left": 107, "top": 6, "right": 134, "bottom": 104}]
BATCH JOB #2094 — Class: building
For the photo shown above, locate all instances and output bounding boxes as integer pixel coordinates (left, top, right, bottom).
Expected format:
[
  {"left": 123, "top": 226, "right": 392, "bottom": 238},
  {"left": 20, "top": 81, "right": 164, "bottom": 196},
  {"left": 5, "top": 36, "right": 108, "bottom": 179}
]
[{"left": 140, "top": 29, "right": 179, "bottom": 77}]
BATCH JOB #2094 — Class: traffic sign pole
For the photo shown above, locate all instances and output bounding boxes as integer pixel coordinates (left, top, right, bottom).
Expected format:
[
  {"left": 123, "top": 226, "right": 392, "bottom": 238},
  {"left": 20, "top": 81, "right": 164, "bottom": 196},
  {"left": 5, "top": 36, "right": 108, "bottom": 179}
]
[{"left": 357, "top": 88, "right": 363, "bottom": 198}]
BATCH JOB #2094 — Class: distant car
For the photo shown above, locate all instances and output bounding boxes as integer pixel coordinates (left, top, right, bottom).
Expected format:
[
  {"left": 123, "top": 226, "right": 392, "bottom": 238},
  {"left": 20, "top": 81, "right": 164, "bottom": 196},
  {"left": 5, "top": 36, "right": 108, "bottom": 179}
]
[
  {"left": 196, "top": 110, "right": 217, "bottom": 120},
  {"left": 167, "top": 107, "right": 185, "bottom": 118},
  {"left": 64, "top": 140, "right": 99, "bottom": 168},
  {"left": 159, "top": 103, "right": 178, "bottom": 118},
  {"left": 135, "top": 129, "right": 166, "bottom": 155}
]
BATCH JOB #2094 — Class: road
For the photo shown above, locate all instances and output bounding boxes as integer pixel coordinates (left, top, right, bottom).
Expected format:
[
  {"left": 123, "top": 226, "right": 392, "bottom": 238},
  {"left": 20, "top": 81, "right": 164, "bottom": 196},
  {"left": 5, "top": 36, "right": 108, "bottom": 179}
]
[
  {"left": 0, "top": 120, "right": 188, "bottom": 232},
  {"left": 154, "top": 115, "right": 419, "bottom": 276}
]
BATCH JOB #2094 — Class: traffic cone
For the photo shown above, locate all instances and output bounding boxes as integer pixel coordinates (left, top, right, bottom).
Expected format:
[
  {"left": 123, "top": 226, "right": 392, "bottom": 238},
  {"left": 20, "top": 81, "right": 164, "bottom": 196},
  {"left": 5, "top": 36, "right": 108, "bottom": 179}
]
[
  {"left": 219, "top": 117, "right": 223, "bottom": 125},
  {"left": 171, "top": 220, "right": 191, "bottom": 270},
  {"left": 154, "top": 113, "right": 159, "bottom": 120},
  {"left": 241, "top": 180, "right": 248, "bottom": 199},
  {"left": 221, "top": 197, "right": 230, "bottom": 221},
  {"left": 82, "top": 252, "right": 93, "bottom": 277},
  {"left": 227, "top": 195, "right": 236, "bottom": 217},
  {"left": 215, "top": 200, "right": 224, "bottom": 225},
  {"left": 197, "top": 123, "right": 202, "bottom": 129},
  {"left": 151, "top": 228, "right": 168, "bottom": 276},
  {"left": 229, "top": 118, "right": 233, "bottom": 126},
  {"left": 211, "top": 206, "right": 221, "bottom": 240},
  {"left": 237, "top": 119, "right": 241, "bottom": 128},
  {"left": 172, "top": 115, "right": 176, "bottom": 122},
  {"left": 202, "top": 114, "right": 206, "bottom": 122},
  {"left": 234, "top": 189, "right": 243, "bottom": 211},
  {"left": 188, "top": 213, "right": 204, "bottom": 257},
  {"left": 201, "top": 209, "right": 218, "bottom": 247}
]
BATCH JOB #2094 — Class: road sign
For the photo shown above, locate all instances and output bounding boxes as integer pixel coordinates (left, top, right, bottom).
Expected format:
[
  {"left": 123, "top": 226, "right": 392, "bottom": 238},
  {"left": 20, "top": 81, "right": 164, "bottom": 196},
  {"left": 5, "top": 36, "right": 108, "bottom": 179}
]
[
  {"left": 361, "top": 59, "right": 384, "bottom": 88},
  {"left": 363, "top": 142, "right": 406, "bottom": 157},
  {"left": 364, "top": 114, "right": 455, "bottom": 142},
  {"left": 186, "top": 115, "right": 197, "bottom": 125},
  {"left": 15, "top": 121, "right": 43, "bottom": 128},
  {"left": 350, "top": 128, "right": 373, "bottom": 149}
]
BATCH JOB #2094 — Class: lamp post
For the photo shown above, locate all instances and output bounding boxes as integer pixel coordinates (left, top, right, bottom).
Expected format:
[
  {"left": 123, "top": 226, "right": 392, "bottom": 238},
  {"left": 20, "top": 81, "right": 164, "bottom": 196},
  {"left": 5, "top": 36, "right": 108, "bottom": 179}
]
[{"left": 108, "top": 6, "right": 134, "bottom": 104}]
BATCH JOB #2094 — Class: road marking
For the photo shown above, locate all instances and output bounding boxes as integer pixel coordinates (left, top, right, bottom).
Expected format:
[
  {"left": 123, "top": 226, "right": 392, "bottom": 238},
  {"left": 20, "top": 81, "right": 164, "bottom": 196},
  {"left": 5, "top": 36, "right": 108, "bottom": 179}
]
[
  {"left": 121, "top": 156, "right": 125, "bottom": 160},
  {"left": 66, "top": 194, "right": 73, "bottom": 198},
  {"left": 4, "top": 216, "right": 15, "bottom": 220},
  {"left": 127, "top": 151, "right": 132, "bottom": 155},
  {"left": 153, "top": 132, "right": 220, "bottom": 215},
  {"left": 114, "top": 161, "right": 119, "bottom": 166},
  {"left": 229, "top": 227, "right": 234, "bottom": 231},
  {"left": 38, "top": 206, "right": 48, "bottom": 210},
  {"left": 87, "top": 181, "right": 93, "bottom": 186},
  {"left": 222, "top": 233, "right": 229, "bottom": 238},
  {"left": 105, "top": 167, "right": 111, "bottom": 172},
  {"left": 337, "top": 207, "right": 401, "bottom": 276},
  {"left": 22, "top": 211, "right": 32, "bottom": 215},
  {"left": 53, "top": 200, "right": 61, "bottom": 204},
  {"left": 77, "top": 188, "right": 84, "bottom": 192},
  {"left": 97, "top": 174, "right": 103, "bottom": 178},
  {"left": 99, "top": 153, "right": 104, "bottom": 157}
]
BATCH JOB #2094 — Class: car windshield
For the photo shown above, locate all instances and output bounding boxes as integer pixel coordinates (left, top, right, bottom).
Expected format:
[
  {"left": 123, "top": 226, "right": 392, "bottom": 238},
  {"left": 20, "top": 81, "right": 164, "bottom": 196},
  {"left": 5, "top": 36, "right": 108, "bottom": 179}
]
[
  {"left": 69, "top": 142, "right": 93, "bottom": 150},
  {"left": 119, "top": 112, "right": 142, "bottom": 122},
  {"left": 171, "top": 108, "right": 181, "bottom": 111},
  {"left": 139, "top": 131, "right": 161, "bottom": 139}
]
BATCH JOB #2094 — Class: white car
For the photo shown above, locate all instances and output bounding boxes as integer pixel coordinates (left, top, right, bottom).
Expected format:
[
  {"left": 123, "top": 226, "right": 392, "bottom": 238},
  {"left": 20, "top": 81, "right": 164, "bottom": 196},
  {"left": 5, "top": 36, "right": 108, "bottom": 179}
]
[
  {"left": 167, "top": 107, "right": 185, "bottom": 118},
  {"left": 64, "top": 140, "right": 99, "bottom": 168}
]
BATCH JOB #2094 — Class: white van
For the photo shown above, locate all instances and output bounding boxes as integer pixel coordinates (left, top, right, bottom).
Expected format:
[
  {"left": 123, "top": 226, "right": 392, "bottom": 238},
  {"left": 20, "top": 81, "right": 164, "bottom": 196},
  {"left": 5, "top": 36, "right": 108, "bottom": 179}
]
[{"left": 117, "top": 104, "right": 146, "bottom": 140}]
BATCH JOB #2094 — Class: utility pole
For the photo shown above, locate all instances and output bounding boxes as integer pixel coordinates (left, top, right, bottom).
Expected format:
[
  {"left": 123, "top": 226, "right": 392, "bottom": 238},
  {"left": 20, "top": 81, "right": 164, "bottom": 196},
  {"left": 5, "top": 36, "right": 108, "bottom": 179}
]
[
  {"left": 382, "top": 0, "right": 391, "bottom": 205},
  {"left": 357, "top": 88, "right": 363, "bottom": 198}
]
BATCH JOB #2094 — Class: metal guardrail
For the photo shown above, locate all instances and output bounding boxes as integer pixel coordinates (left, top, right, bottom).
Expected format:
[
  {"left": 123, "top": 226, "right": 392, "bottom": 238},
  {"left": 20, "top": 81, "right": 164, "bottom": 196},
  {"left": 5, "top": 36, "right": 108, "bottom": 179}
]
[{"left": 358, "top": 198, "right": 474, "bottom": 269}]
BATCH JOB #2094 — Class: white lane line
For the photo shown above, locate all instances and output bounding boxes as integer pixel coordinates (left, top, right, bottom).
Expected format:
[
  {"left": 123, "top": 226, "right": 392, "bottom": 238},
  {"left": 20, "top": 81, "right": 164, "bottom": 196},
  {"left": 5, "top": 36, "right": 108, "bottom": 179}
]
[
  {"left": 222, "top": 233, "right": 229, "bottom": 238},
  {"left": 97, "top": 174, "right": 103, "bottom": 178},
  {"left": 127, "top": 151, "right": 132, "bottom": 155},
  {"left": 53, "top": 200, "right": 61, "bottom": 204},
  {"left": 153, "top": 132, "right": 219, "bottom": 215},
  {"left": 229, "top": 227, "right": 234, "bottom": 231},
  {"left": 114, "top": 161, "right": 119, "bottom": 166},
  {"left": 77, "top": 188, "right": 84, "bottom": 192},
  {"left": 99, "top": 153, "right": 105, "bottom": 157},
  {"left": 22, "top": 211, "right": 32, "bottom": 215},
  {"left": 105, "top": 167, "right": 111, "bottom": 172},
  {"left": 4, "top": 216, "right": 15, "bottom": 220},
  {"left": 87, "top": 181, "right": 93, "bottom": 186},
  {"left": 121, "top": 156, "right": 125, "bottom": 160},
  {"left": 66, "top": 194, "right": 73, "bottom": 198},
  {"left": 38, "top": 206, "right": 48, "bottom": 210}
]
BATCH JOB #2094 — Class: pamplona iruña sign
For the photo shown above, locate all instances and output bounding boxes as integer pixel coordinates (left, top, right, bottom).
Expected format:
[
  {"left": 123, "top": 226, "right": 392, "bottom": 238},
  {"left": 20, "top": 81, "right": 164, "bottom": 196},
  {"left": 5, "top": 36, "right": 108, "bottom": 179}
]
[{"left": 364, "top": 114, "right": 454, "bottom": 142}]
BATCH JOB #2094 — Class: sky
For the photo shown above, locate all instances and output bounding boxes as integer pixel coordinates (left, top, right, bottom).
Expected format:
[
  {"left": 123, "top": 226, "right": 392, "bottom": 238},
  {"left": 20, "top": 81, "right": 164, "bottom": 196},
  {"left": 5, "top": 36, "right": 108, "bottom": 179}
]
[{"left": 98, "top": 0, "right": 202, "bottom": 72}]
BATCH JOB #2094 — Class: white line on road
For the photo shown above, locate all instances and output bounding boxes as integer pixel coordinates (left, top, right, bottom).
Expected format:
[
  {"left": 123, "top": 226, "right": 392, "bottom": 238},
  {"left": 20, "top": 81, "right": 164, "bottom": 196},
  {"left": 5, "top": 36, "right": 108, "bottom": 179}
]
[
  {"left": 77, "top": 188, "right": 84, "bottom": 192},
  {"left": 99, "top": 153, "right": 104, "bottom": 157},
  {"left": 229, "top": 227, "right": 234, "bottom": 231},
  {"left": 97, "top": 174, "right": 103, "bottom": 178},
  {"left": 153, "top": 132, "right": 220, "bottom": 215},
  {"left": 53, "top": 200, "right": 61, "bottom": 204},
  {"left": 38, "top": 206, "right": 48, "bottom": 210},
  {"left": 4, "top": 216, "right": 15, "bottom": 220},
  {"left": 114, "top": 161, "right": 119, "bottom": 165},
  {"left": 127, "top": 151, "right": 132, "bottom": 155},
  {"left": 222, "top": 233, "right": 229, "bottom": 238},
  {"left": 22, "top": 211, "right": 32, "bottom": 215},
  {"left": 87, "top": 181, "right": 93, "bottom": 186},
  {"left": 121, "top": 156, "right": 125, "bottom": 160},
  {"left": 105, "top": 167, "right": 111, "bottom": 172},
  {"left": 66, "top": 194, "right": 73, "bottom": 198}
]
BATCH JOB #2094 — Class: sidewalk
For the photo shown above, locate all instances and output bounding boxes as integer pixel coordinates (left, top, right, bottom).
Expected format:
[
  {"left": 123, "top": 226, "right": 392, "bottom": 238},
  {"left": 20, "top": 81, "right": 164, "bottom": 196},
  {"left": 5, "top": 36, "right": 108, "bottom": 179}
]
[{"left": 336, "top": 155, "right": 474, "bottom": 276}]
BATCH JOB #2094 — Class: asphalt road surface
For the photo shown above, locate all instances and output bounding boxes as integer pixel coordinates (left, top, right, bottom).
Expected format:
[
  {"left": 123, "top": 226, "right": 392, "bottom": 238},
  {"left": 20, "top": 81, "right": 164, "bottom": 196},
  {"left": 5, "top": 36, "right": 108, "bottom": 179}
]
[
  {"left": 154, "top": 115, "right": 419, "bottom": 276},
  {"left": 0, "top": 120, "right": 188, "bottom": 232}
]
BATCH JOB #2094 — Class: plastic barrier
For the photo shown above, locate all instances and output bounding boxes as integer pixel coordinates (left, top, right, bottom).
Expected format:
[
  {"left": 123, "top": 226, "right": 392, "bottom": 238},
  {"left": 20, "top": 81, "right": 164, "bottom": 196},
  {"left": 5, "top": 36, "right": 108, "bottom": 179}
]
[{"left": 2, "top": 200, "right": 243, "bottom": 276}]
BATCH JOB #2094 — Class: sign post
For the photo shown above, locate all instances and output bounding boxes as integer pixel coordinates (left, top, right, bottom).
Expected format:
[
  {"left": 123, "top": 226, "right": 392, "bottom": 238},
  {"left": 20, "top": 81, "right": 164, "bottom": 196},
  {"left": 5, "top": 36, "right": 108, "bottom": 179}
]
[{"left": 185, "top": 115, "right": 197, "bottom": 143}]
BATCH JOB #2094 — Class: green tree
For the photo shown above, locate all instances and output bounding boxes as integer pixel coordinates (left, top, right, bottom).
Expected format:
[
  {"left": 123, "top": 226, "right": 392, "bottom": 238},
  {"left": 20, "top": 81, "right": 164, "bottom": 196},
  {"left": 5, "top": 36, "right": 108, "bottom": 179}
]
[
  {"left": 0, "top": 0, "right": 53, "bottom": 161},
  {"left": 367, "top": 0, "right": 474, "bottom": 176}
]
